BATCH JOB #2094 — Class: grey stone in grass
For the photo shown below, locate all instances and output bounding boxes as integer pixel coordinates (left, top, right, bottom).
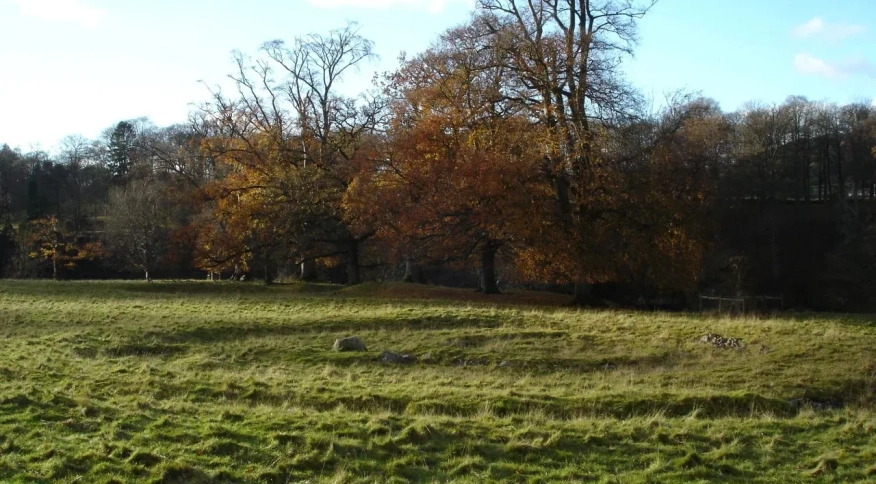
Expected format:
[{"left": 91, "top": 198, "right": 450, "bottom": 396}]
[
  {"left": 454, "top": 357, "right": 489, "bottom": 367},
  {"left": 333, "top": 336, "right": 367, "bottom": 352},
  {"left": 379, "top": 351, "right": 416, "bottom": 364}
]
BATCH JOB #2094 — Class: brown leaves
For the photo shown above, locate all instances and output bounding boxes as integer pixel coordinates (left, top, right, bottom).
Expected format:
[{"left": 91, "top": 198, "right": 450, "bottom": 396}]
[{"left": 351, "top": 42, "right": 548, "bottom": 270}]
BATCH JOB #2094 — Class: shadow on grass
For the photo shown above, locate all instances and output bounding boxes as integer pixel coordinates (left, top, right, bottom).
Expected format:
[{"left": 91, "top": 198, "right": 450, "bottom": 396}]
[
  {"left": 166, "top": 379, "right": 829, "bottom": 420},
  {"left": 128, "top": 315, "right": 508, "bottom": 346}
]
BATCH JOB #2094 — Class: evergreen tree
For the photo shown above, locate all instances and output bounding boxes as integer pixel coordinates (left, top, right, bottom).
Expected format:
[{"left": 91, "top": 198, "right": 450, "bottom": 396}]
[{"left": 107, "top": 121, "right": 137, "bottom": 182}]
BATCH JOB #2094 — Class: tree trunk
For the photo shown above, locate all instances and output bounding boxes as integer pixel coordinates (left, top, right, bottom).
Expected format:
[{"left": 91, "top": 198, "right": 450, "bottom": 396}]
[
  {"left": 145, "top": 270, "right": 152, "bottom": 282},
  {"left": 51, "top": 235, "right": 59, "bottom": 280},
  {"left": 403, "top": 259, "right": 424, "bottom": 284},
  {"left": 300, "top": 260, "right": 316, "bottom": 281},
  {"left": 263, "top": 248, "right": 272, "bottom": 284},
  {"left": 835, "top": 139, "right": 845, "bottom": 200},
  {"left": 347, "top": 240, "right": 360, "bottom": 285},
  {"left": 804, "top": 166, "right": 811, "bottom": 202},
  {"left": 569, "top": 281, "right": 603, "bottom": 306},
  {"left": 802, "top": 150, "right": 811, "bottom": 202},
  {"left": 770, "top": 207, "right": 781, "bottom": 282},
  {"left": 479, "top": 247, "right": 500, "bottom": 295},
  {"left": 553, "top": 176, "right": 571, "bottom": 214}
]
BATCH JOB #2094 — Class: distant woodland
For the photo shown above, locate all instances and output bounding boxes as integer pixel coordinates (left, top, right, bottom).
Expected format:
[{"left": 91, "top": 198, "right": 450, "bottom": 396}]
[{"left": 2, "top": 1, "right": 876, "bottom": 310}]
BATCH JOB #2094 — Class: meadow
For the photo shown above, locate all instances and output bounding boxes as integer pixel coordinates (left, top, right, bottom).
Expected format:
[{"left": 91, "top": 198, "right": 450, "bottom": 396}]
[{"left": 0, "top": 280, "right": 874, "bottom": 483}]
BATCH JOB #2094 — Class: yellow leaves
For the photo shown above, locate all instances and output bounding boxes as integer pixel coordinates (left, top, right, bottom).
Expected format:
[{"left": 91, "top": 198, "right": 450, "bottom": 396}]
[{"left": 25, "top": 216, "right": 103, "bottom": 276}]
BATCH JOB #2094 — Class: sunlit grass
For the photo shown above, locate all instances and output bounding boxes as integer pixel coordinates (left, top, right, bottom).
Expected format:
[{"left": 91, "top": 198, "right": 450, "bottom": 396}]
[{"left": 0, "top": 280, "right": 874, "bottom": 482}]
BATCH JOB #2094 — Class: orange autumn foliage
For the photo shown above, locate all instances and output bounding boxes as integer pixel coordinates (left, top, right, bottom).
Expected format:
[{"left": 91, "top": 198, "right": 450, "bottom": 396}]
[
  {"left": 345, "top": 25, "right": 551, "bottom": 288},
  {"left": 27, "top": 216, "right": 103, "bottom": 279}
]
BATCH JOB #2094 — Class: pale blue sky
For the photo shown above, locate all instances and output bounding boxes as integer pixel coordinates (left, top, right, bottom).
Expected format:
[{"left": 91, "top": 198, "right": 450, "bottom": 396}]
[{"left": 0, "top": 0, "right": 873, "bottom": 151}]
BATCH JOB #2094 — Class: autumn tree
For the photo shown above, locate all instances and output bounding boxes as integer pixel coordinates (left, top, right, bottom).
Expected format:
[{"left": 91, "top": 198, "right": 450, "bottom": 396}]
[
  {"left": 470, "top": 0, "right": 716, "bottom": 302},
  {"left": 27, "top": 215, "right": 102, "bottom": 279},
  {"left": 349, "top": 19, "right": 548, "bottom": 294},
  {"left": 614, "top": 97, "right": 722, "bottom": 291},
  {"left": 195, "top": 23, "right": 384, "bottom": 284}
]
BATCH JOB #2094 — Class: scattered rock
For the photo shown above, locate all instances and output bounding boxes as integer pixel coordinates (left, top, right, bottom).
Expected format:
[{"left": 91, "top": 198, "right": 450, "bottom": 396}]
[
  {"left": 498, "top": 360, "right": 512, "bottom": 368},
  {"left": 333, "top": 336, "right": 367, "bottom": 352},
  {"left": 700, "top": 333, "right": 745, "bottom": 349},
  {"left": 419, "top": 353, "right": 436, "bottom": 363},
  {"left": 379, "top": 351, "right": 416, "bottom": 365},
  {"left": 454, "top": 357, "right": 489, "bottom": 367}
]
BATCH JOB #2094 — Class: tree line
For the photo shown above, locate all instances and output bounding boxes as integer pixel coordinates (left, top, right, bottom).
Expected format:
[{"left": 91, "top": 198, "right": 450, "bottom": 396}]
[{"left": 2, "top": 0, "right": 875, "bottom": 309}]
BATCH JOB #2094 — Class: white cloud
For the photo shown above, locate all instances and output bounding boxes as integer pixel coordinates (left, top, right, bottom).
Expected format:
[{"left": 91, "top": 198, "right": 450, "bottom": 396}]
[
  {"left": 794, "top": 53, "right": 839, "bottom": 77},
  {"left": 795, "top": 53, "right": 876, "bottom": 79},
  {"left": 7, "top": 0, "right": 107, "bottom": 28},
  {"left": 792, "top": 17, "right": 866, "bottom": 41},
  {"left": 305, "top": 0, "right": 470, "bottom": 14}
]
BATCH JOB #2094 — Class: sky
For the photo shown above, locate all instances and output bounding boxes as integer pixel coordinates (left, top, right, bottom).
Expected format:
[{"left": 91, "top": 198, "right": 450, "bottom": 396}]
[{"left": 0, "top": 0, "right": 874, "bottom": 152}]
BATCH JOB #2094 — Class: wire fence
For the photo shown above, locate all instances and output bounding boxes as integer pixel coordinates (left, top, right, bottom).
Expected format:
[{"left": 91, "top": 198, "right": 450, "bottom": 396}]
[{"left": 698, "top": 295, "right": 784, "bottom": 314}]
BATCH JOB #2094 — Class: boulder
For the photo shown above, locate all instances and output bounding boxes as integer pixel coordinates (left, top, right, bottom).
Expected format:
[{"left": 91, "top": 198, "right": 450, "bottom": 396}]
[{"left": 333, "top": 336, "right": 367, "bottom": 352}]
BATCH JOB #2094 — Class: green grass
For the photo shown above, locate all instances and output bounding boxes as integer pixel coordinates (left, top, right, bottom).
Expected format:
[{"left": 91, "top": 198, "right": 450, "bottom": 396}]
[{"left": 0, "top": 280, "right": 874, "bottom": 483}]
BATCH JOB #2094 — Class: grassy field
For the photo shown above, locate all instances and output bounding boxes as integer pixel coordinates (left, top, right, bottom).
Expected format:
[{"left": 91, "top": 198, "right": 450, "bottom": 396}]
[{"left": 0, "top": 280, "right": 875, "bottom": 483}]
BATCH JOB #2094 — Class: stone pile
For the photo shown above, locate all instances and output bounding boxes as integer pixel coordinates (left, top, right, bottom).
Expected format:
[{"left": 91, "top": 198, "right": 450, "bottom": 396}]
[{"left": 700, "top": 333, "right": 745, "bottom": 349}]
